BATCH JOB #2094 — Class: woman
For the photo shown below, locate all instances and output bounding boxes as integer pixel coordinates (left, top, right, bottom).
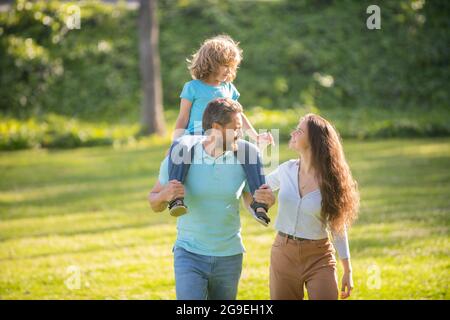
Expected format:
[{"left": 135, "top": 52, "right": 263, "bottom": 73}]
[{"left": 255, "top": 113, "right": 359, "bottom": 300}]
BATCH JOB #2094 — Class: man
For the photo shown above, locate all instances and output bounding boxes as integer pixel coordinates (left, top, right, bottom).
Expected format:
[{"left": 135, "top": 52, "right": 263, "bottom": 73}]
[{"left": 148, "top": 98, "right": 275, "bottom": 300}]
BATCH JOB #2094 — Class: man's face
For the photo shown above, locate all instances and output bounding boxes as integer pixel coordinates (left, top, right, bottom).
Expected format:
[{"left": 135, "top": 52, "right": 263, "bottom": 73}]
[{"left": 217, "top": 112, "right": 243, "bottom": 151}]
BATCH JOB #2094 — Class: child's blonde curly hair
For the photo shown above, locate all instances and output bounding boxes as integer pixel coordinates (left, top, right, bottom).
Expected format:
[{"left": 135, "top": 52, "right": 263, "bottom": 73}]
[{"left": 187, "top": 35, "right": 243, "bottom": 82}]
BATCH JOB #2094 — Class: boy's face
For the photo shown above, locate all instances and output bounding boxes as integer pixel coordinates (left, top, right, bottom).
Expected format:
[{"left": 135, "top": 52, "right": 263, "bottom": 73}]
[{"left": 214, "top": 64, "right": 235, "bottom": 82}]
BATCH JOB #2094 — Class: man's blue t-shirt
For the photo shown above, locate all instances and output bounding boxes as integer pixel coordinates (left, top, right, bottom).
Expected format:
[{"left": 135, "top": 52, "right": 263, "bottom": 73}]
[
  {"left": 158, "top": 142, "right": 250, "bottom": 257},
  {"left": 180, "top": 79, "right": 240, "bottom": 134}
]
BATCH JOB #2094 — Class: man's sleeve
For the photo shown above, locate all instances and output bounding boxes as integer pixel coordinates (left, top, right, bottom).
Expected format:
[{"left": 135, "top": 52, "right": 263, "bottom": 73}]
[{"left": 158, "top": 157, "right": 169, "bottom": 185}]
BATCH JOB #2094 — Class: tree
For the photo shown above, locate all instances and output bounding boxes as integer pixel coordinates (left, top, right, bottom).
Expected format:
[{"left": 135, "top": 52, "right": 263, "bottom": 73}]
[{"left": 138, "top": 0, "right": 165, "bottom": 135}]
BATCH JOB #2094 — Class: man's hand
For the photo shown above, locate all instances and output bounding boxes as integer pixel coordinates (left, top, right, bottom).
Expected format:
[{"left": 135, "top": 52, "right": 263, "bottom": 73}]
[
  {"left": 254, "top": 184, "right": 275, "bottom": 209},
  {"left": 161, "top": 180, "right": 185, "bottom": 202}
]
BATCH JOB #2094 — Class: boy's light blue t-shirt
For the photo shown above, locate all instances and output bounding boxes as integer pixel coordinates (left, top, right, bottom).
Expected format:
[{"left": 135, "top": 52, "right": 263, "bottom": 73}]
[
  {"left": 180, "top": 79, "right": 240, "bottom": 134},
  {"left": 158, "top": 142, "right": 250, "bottom": 257}
]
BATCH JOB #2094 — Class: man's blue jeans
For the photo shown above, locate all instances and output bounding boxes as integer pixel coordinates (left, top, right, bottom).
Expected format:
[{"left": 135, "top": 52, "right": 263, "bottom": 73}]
[{"left": 173, "top": 246, "right": 243, "bottom": 300}]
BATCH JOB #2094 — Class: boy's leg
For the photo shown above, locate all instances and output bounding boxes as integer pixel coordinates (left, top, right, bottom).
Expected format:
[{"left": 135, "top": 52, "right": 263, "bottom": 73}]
[
  {"left": 236, "top": 141, "right": 271, "bottom": 226},
  {"left": 167, "top": 140, "right": 190, "bottom": 217}
]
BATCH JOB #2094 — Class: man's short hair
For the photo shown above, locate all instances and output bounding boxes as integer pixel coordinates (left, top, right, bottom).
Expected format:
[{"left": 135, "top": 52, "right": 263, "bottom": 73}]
[{"left": 202, "top": 98, "right": 243, "bottom": 131}]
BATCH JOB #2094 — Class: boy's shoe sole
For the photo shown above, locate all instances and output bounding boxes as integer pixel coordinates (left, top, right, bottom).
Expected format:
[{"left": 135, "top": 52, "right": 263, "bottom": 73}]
[
  {"left": 253, "top": 214, "right": 269, "bottom": 227},
  {"left": 169, "top": 205, "right": 188, "bottom": 217}
]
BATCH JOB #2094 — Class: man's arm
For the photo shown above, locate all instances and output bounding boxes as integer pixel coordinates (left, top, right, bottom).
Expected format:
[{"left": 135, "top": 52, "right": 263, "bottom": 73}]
[
  {"left": 242, "top": 191, "right": 255, "bottom": 216},
  {"left": 148, "top": 180, "right": 185, "bottom": 212}
]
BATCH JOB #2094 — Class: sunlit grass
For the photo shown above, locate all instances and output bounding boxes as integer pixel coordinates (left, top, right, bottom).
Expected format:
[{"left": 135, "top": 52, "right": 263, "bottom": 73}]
[{"left": 0, "top": 138, "right": 449, "bottom": 299}]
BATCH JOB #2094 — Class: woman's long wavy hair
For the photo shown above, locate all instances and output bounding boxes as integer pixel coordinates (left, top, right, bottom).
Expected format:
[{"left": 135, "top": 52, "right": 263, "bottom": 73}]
[
  {"left": 303, "top": 113, "right": 359, "bottom": 235},
  {"left": 187, "top": 35, "right": 242, "bottom": 82}
]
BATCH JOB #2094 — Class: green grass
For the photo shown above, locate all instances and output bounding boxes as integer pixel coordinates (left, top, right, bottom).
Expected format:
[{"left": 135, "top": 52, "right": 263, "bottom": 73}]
[{"left": 0, "top": 138, "right": 449, "bottom": 299}]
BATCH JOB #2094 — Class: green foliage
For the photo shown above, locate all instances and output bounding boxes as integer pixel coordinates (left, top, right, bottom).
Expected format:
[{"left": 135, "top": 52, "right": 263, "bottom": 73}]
[
  {"left": 0, "top": 0, "right": 139, "bottom": 121},
  {"left": 248, "top": 104, "right": 450, "bottom": 141},
  {"left": 0, "top": 114, "right": 142, "bottom": 150},
  {"left": 159, "top": 0, "right": 450, "bottom": 110}
]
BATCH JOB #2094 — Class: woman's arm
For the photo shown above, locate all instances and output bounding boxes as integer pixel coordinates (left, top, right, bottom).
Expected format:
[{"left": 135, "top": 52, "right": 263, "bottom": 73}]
[
  {"left": 264, "top": 166, "right": 281, "bottom": 192},
  {"left": 340, "top": 258, "right": 353, "bottom": 299},
  {"left": 332, "top": 229, "right": 354, "bottom": 299},
  {"left": 243, "top": 185, "right": 275, "bottom": 215},
  {"left": 172, "top": 98, "right": 192, "bottom": 141}
]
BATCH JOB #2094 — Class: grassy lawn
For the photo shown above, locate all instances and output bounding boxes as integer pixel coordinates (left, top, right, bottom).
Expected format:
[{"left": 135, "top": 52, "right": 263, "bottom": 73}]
[{"left": 0, "top": 138, "right": 449, "bottom": 299}]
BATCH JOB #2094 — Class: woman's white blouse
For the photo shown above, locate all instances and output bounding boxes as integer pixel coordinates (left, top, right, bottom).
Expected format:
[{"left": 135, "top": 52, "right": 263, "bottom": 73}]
[{"left": 266, "top": 159, "right": 350, "bottom": 259}]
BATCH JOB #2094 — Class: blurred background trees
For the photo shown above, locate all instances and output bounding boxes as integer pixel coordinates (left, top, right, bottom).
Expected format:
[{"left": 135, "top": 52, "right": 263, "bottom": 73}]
[
  {"left": 138, "top": 0, "right": 165, "bottom": 135},
  {"left": 0, "top": 0, "right": 448, "bottom": 149}
]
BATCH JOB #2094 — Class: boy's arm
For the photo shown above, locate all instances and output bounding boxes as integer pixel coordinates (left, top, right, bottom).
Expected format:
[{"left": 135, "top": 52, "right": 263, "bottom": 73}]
[
  {"left": 172, "top": 98, "right": 192, "bottom": 141},
  {"left": 242, "top": 112, "right": 275, "bottom": 147},
  {"left": 241, "top": 112, "right": 258, "bottom": 141}
]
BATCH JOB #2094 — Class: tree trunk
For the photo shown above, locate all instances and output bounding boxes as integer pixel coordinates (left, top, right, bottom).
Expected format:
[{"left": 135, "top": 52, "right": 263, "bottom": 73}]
[{"left": 138, "top": 0, "right": 165, "bottom": 135}]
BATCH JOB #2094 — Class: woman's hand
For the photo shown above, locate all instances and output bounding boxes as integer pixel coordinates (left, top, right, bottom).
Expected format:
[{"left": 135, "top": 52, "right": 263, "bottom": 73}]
[
  {"left": 254, "top": 184, "right": 275, "bottom": 209},
  {"left": 340, "top": 271, "right": 354, "bottom": 299}
]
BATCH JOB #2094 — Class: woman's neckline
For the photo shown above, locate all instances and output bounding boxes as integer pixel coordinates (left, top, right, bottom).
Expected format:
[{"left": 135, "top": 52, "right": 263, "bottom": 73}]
[{"left": 296, "top": 160, "right": 320, "bottom": 199}]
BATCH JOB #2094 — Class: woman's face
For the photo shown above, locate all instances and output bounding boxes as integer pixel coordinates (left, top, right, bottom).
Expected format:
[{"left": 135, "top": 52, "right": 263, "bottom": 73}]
[{"left": 289, "top": 118, "right": 309, "bottom": 152}]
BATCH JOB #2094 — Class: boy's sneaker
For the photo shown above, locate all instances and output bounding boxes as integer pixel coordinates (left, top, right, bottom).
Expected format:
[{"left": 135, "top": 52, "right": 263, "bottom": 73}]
[
  {"left": 255, "top": 209, "right": 271, "bottom": 227},
  {"left": 251, "top": 201, "right": 270, "bottom": 227},
  {"left": 168, "top": 198, "right": 188, "bottom": 217}
]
